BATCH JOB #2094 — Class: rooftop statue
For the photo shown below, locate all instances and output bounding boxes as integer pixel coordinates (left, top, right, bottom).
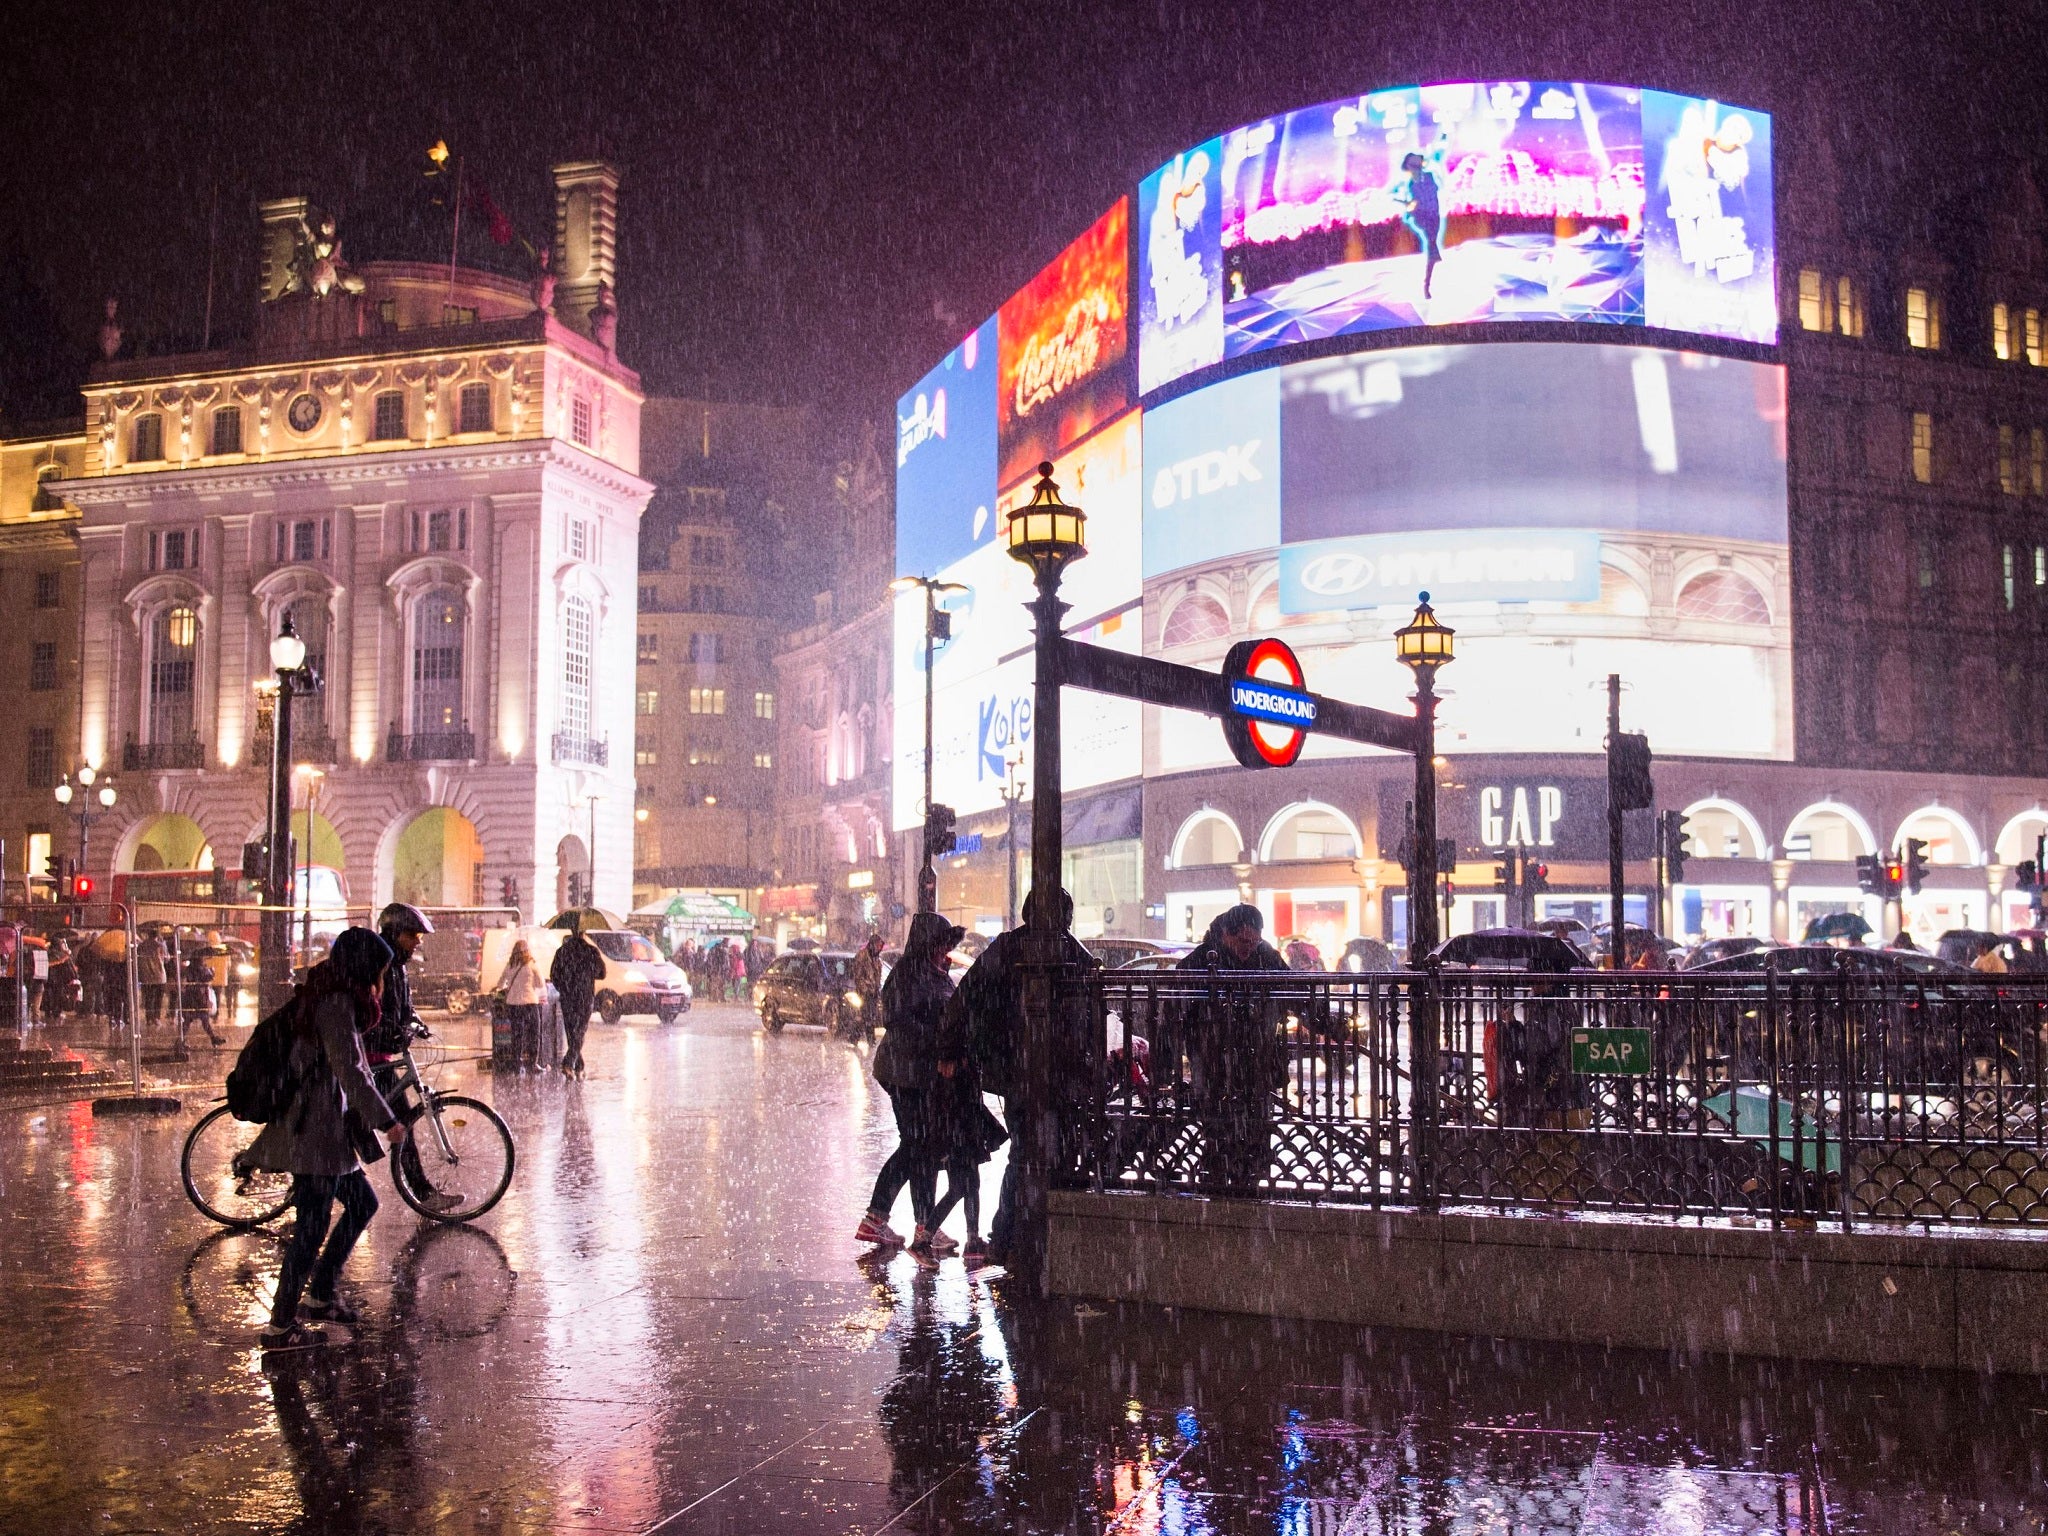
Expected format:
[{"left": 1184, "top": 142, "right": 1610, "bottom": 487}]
[{"left": 286, "top": 210, "right": 366, "bottom": 298}]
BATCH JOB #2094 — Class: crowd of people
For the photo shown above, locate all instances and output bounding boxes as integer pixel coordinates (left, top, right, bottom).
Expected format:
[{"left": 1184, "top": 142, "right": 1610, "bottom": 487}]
[{"left": 667, "top": 936, "right": 769, "bottom": 1003}]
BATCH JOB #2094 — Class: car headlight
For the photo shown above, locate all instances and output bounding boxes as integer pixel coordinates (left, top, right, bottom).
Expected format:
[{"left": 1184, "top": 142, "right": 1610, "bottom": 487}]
[
  {"left": 843, "top": 990, "right": 863, "bottom": 1008},
  {"left": 623, "top": 968, "right": 648, "bottom": 985}
]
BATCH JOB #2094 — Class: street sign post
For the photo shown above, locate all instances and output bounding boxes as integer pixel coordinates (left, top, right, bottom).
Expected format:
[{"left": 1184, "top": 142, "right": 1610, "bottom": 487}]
[{"left": 1571, "top": 1026, "right": 1652, "bottom": 1075}]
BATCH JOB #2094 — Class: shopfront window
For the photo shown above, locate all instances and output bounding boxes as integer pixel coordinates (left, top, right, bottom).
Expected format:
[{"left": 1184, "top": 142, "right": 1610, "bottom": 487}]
[
  {"left": 1261, "top": 804, "right": 1359, "bottom": 862},
  {"left": 1680, "top": 800, "right": 1766, "bottom": 860},
  {"left": 1171, "top": 809, "right": 1243, "bottom": 868},
  {"left": 1895, "top": 809, "right": 1978, "bottom": 866}
]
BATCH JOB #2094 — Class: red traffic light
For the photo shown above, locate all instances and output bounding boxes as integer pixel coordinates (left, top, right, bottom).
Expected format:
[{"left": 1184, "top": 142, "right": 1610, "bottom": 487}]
[
  {"left": 73, "top": 875, "right": 94, "bottom": 899},
  {"left": 1885, "top": 861, "right": 1904, "bottom": 886}
]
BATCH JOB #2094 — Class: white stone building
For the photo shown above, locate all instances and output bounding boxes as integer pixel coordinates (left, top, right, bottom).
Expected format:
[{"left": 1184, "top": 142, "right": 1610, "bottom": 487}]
[{"left": 50, "top": 162, "right": 650, "bottom": 920}]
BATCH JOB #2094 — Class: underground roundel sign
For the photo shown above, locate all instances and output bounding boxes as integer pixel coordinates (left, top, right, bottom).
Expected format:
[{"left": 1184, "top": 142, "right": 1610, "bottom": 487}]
[{"left": 1221, "top": 637, "right": 1316, "bottom": 769}]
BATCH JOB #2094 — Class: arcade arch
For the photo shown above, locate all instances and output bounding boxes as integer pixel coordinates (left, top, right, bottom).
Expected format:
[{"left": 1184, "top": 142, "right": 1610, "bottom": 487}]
[
  {"left": 121, "top": 812, "right": 212, "bottom": 872},
  {"left": 392, "top": 807, "right": 484, "bottom": 909},
  {"left": 1894, "top": 806, "right": 1981, "bottom": 866},
  {"left": 1783, "top": 802, "right": 1876, "bottom": 862},
  {"left": 1170, "top": 808, "right": 1245, "bottom": 869},
  {"left": 1259, "top": 802, "right": 1361, "bottom": 863},
  {"left": 1678, "top": 797, "right": 1768, "bottom": 860}
]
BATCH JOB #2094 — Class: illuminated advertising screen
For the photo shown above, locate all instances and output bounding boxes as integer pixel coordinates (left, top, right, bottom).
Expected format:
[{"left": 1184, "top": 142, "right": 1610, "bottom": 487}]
[
  {"left": 1137, "top": 82, "right": 1775, "bottom": 393},
  {"left": 896, "top": 315, "right": 999, "bottom": 575},
  {"left": 998, "top": 200, "right": 1131, "bottom": 490},
  {"left": 1143, "top": 341, "right": 1791, "bottom": 763},
  {"left": 1141, "top": 367, "right": 1280, "bottom": 578}
]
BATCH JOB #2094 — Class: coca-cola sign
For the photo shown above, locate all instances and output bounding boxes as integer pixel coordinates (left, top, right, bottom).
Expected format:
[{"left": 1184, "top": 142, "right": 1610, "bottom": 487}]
[{"left": 998, "top": 199, "right": 1129, "bottom": 489}]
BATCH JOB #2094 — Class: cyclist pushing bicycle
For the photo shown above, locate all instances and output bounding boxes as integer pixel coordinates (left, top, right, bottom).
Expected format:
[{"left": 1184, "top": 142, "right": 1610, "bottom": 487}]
[{"left": 368, "top": 904, "right": 462, "bottom": 1215}]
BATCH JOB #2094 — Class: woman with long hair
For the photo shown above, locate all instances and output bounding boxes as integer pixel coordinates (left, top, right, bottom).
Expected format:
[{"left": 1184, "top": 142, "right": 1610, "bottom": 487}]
[
  {"left": 501, "top": 939, "right": 544, "bottom": 1071},
  {"left": 241, "top": 926, "right": 408, "bottom": 1349},
  {"left": 855, "top": 911, "right": 962, "bottom": 1253}
]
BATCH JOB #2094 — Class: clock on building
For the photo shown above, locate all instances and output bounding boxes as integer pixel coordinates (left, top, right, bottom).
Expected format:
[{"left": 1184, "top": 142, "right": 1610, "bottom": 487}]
[{"left": 286, "top": 392, "right": 323, "bottom": 433}]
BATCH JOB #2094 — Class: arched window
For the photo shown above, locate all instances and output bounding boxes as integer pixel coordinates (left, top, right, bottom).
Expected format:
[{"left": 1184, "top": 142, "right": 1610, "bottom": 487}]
[
  {"left": 1161, "top": 594, "right": 1230, "bottom": 648},
  {"left": 1677, "top": 571, "right": 1770, "bottom": 624},
  {"left": 1679, "top": 798, "right": 1767, "bottom": 860},
  {"left": 148, "top": 606, "right": 198, "bottom": 744},
  {"left": 1784, "top": 803, "right": 1874, "bottom": 862},
  {"left": 1248, "top": 583, "right": 1282, "bottom": 630},
  {"left": 1261, "top": 803, "right": 1360, "bottom": 862},
  {"left": 561, "top": 595, "right": 594, "bottom": 745},
  {"left": 1995, "top": 811, "right": 2048, "bottom": 867},
  {"left": 289, "top": 594, "right": 330, "bottom": 731},
  {"left": 1895, "top": 807, "right": 1979, "bottom": 866},
  {"left": 1171, "top": 809, "right": 1244, "bottom": 868},
  {"left": 411, "top": 587, "right": 466, "bottom": 732}
]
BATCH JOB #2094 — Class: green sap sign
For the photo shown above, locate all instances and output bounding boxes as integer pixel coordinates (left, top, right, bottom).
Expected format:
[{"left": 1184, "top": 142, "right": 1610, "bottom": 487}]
[{"left": 1571, "top": 1027, "right": 1652, "bottom": 1076}]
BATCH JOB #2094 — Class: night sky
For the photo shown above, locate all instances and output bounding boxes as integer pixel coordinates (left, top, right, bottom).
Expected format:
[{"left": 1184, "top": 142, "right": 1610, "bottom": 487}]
[{"left": 1, "top": 0, "right": 2040, "bottom": 435}]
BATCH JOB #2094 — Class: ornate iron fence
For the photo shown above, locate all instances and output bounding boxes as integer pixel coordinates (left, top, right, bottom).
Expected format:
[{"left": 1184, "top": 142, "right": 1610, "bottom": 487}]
[{"left": 1066, "top": 966, "right": 2048, "bottom": 1229}]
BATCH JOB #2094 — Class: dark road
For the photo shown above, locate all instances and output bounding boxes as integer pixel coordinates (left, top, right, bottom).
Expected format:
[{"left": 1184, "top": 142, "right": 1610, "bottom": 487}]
[{"left": 1, "top": 1004, "right": 2043, "bottom": 1533}]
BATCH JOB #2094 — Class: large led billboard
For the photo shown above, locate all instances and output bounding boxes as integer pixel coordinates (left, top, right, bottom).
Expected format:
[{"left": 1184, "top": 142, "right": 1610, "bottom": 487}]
[
  {"left": 896, "top": 316, "right": 999, "bottom": 576},
  {"left": 1137, "top": 82, "right": 1774, "bottom": 393},
  {"left": 1143, "top": 341, "right": 1791, "bottom": 762}
]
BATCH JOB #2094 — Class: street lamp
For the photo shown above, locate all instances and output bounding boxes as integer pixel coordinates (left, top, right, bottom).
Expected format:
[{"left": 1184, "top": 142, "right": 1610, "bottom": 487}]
[
  {"left": 888, "top": 572, "right": 969, "bottom": 913},
  {"left": 261, "top": 613, "right": 317, "bottom": 1013},
  {"left": 53, "top": 765, "right": 117, "bottom": 890},
  {"left": 1394, "top": 592, "right": 1454, "bottom": 964}
]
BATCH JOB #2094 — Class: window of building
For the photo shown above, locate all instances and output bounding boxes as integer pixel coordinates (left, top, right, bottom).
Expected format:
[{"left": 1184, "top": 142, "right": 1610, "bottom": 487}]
[
  {"left": 458, "top": 382, "right": 492, "bottom": 434},
  {"left": 1906, "top": 286, "right": 1942, "bottom": 350},
  {"left": 1994, "top": 303, "right": 2045, "bottom": 364},
  {"left": 410, "top": 588, "right": 466, "bottom": 732},
  {"left": 1835, "top": 276, "right": 1864, "bottom": 337},
  {"left": 564, "top": 516, "right": 593, "bottom": 561},
  {"left": 1797, "top": 268, "right": 1827, "bottom": 332},
  {"left": 2033, "top": 428, "right": 2046, "bottom": 496},
  {"left": 149, "top": 527, "right": 200, "bottom": 572},
  {"left": 688, "top": 687, "right": 726, "bottom": 715},
  {"left": 2000, "top": 425, "right": 2021, "bottom": 495},
  {"left": 635, "top": 746, "right": 658, "bottom": 767},
  {"left": 274, "top": 517, "right": 332, "bottom": 564},
  {"left": 34, "top": 571, "right": 59, "bottom": 609},
  {"left": 28, "top": 641, "right": 56, "bottom": 691},
  {"left": 210, "top": 406, "right": 242, "bottom": 456},
  {"left": 754, "top": 750, "right": 773, "bottom": 770},
  {"left": 287, "top": 595, "right": 329, "bottom": 691},
  {"left": 294, "top": 519, "right": 319, "bottom": 561},
  {"left": 688, "top": 632, "right": 726, "bottom": 663},
  {"left": 689, "top": 534, "right": 726, "bottom": 567},
  {"left": 689, "top": 584, "right": 727, "bottom": 613},
  {"left": 131, "top": 412, "right": 163, "bottom": 462},
  {"left": 1910, "top": 412, "right": 1934, "bottom": 483},
  {"left": 26, "top": 727, "right": 53, "bottom": 790},
  {"left": 637, "top": 632, "right": 658, "bottom": 663},
  {"left": 1162, "top": 593, "right": 1232, "bottom": 647},
  {"left": 441, "top": 304, "right": 478, "bottom": 326},
  {"left": 636, "top": 689, "right": 659, "bottom": 715},
  {"left": 148, "top": 606, "right": 198, "bottom": 744},
  {"left": 1915, "top": 534, "right": 1937, "bottom": 591},
  {"left": 561, "top": 595, "right": 594, "bottom": 744},
  {"left": 638, "top": 584, "right": 657, "bottom": 610},
  {"left": 372, "top": 391, "right": 407, "bottom": 441},
  {"left": 571, "top": 396, "right": 593, "bottom": 447},
  {"left": 687, "top": 745, "right": 726, "bottom": 766},
  {"left": 2031, "top": 309, "right": 2045, "bottom": 366},
  {"left": 753, "top": 690, "right": 775, "bottom": 720},
  {"left": 2004, "top": 544, "right": 2017, "bottom": 611},
  {"left": 377, "top": 298, "right": 398, "bottom": 327},
  {"left": 2036, "top": 545, "right": 2047, "bottom": 592}
]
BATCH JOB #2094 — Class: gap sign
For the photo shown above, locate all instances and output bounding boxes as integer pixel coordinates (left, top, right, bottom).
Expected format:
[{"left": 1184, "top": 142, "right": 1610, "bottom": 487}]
[{"left": 1571, "top": 1027, "right": 1652, "bottom": 1076}]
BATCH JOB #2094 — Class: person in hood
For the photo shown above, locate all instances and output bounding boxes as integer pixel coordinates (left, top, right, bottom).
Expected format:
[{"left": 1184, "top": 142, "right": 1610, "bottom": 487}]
[
  {"left": 243, "top": 927, "right": 406, "bottom": 1350},
  {"left": 856, "top": 912, "right": 961, "bottom": 1253},
  {"left": 1176, "top": 905, "right": 1289, "bottom": 1191}
]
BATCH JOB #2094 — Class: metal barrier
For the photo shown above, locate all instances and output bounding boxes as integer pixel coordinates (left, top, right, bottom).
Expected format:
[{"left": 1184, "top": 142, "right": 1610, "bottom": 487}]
[{"left": 1071, "top": 966, "right": 2048, "bottom": 1230}]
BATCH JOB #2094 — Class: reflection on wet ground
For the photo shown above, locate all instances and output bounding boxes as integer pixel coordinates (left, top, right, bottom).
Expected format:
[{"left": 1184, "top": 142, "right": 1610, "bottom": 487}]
[{"left": 0, "top": 1004, "right": 2042, "bottom": 1533}]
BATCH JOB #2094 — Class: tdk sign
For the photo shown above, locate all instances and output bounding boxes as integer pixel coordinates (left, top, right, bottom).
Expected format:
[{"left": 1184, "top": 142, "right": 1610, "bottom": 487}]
[{"left": 1152, "top": 439, "right": 1263, "bottom": 507}]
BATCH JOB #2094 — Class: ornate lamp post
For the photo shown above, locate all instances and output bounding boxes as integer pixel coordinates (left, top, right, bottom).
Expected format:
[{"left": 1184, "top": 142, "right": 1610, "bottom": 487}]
[
  {"left": 1393, "top": 592, "right": 1454, "bottom": 964},
  {"left": 53, "top": 765, "right": 117, "bottom": 887},
  {"left": 888, "top": 574, "right": 970, "bottom": 913},
  {"left": 1003, "top": 460, "right": 1087, "bottom": 1290},
  {"left": 260, "top": 614, "right": 316, "bottom": 1013}
]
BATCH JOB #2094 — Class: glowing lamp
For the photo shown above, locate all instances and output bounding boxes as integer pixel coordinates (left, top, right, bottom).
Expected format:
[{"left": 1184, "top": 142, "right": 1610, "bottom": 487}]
[
  {"left": 97, "top": 780, "right": 116, "bottom": 809},
  {"left": 53, "top": 778, "right": 72, "bottom": 806},
  {"left": 1394, "top": 591, "right": 1454, "bottom": 672},
  {"left": 1004, "top": 461, "right": 1087, "bottom": 579},
  {"left": 270, "top": 614, "right": 306, "bottom": 673}
]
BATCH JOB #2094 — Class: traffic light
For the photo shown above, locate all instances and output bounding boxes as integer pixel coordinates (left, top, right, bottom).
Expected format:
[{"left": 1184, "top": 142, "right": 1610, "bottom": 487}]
[
  {"left": 73, "top": 874, "right": 93, "bottom": 901},
  {"left": 40, "top": 849, "right": 60, "bottom": 881},
  {"left": 1663, "top": 810, "right": 1691, "bottom": 884},
  {"left": 928, "top": 607, "right": 952, "bottom": 642},
  {"left": 924, "top": 803, "right": 957, "bottom": 858},
  {"left": 1525, "top": 861, "right": 1551, "bottom": 896},
  {"left": 499, "top": 875, "right": 520, "bottom": 907},
  {"left": 242, "top": 838, "right": 268, "bottom": 884},
  {"left": 1856, "top": 853, "right": 1884, "bottom": 894},
  {"left": 1609, "top": 731, "right": 1654, "bottom": 811},
  {"left": 1494, "top": 851, "right": 1518, "bottom": 894},
  {"left": 1885, "top": 856, "right": 1906, "bottom": 895},
  {"left": 2018, "top": 859, "right": 2040, "bottom": 891},
  {"left": 1904, "top": 837, "right": 1929, "bottom": 895}
]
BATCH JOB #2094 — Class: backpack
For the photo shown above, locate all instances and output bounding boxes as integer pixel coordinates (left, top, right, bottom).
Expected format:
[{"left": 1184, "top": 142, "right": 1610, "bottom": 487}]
[{"left": 225, "top": 990, "right": 304, "bottom": 1124}]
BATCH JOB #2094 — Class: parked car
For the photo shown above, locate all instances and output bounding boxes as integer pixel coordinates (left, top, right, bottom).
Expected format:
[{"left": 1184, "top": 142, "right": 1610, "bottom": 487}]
[
  {"left": 1686, "top": 944, "right": 1963, "bottom": 978},
  {"left": 1112, "top": 947, "right": 1194, "bottom": 972},
  {"left": 585, "top": 929, "right": 692, "bottom": 1023},
  {"left": 1935, "top": 929, "right": 2048, "bottom": 972},
  {"left": 757, "top": 949, "right": 863, "bottom": 1034},
  {"left": 1680, "top": 936, "right": 1775, "bottom": 970},
  {"left": 1087, "top": 936, "right": 1179, "bottom": 970}
]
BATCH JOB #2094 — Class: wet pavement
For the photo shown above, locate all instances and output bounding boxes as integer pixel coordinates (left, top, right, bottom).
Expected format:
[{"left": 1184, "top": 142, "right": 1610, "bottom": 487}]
[{"left": 1, "top": 1002, "right": 2045, "bottom": 1534}]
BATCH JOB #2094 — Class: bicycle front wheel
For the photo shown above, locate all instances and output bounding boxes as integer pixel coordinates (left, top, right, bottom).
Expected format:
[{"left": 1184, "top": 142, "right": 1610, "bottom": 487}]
[
  {"left": 393, "top": 1094, "right": 515, "bottom": 1223},
  {"left": 181, "top": 1104, "right": 295, "bottom": 1227}
]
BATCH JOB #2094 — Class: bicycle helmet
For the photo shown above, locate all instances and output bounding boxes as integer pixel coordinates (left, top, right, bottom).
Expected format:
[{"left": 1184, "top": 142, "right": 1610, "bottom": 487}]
[{"left": 377, "top": 901, "right": 435, "bottom": 937}]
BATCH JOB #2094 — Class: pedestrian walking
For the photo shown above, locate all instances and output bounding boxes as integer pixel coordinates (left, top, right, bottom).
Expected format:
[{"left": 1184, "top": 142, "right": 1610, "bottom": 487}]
[
  {"left": 945, "top": 888, "right": 1098, "bottom": 1267},
  {"left": 856, "top": 910, "right": 962, "bottom": 1254},
  {"left": 1973, "top": 938, "right": 2010, "bottom": 975},
  {"left": 135, "top": 929, "right": 168, "bottom": 1027},
  {"left": 242, "top": 926, "right": 407, "bottom": 1350},
  {"left": 849, "top": 933, "right": 885, "bottom": 1042},
  {"left": 1176, "top": 904, "right": 1289, "bottom": 1192},
  {"left": 550, "top": 925, "right": 605, "bottom": 1077},
  {"left": 43, "top": 937, "right": 75, "bottom": 1026},
  {"left": 742, "top": 937, "right": 767, "bottom": 1002},
  {"left": 925, "top": 1000, "right": 1008, "bottom": 1267},
  {"left": 176, "top": 941, "right": 223, "bottom": 1052},
  {"left": 501, "top": 940, "right": 544, "bottom": 1071}
]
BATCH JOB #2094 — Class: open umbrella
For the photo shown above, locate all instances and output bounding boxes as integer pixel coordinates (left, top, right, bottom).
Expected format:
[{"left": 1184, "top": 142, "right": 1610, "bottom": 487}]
[
  {"left": 1802, "top": 911, "right": 1872, "bottom": 943},
  {"left": 1432, "top": 928, "right": 1589, "bottom": 972},
  {"left": 546, "top": 907, "right": 624, "bottom": 934}
]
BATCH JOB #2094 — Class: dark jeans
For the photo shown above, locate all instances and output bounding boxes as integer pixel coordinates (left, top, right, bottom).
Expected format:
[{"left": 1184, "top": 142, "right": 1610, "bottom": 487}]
[
  {"left": 507, "top": 1004, "right": 542, "bottom": 1066},
  {"left": 866, "top": 1085, "right": 935, "bottom": 1230},
  {"left": 989, "top": 1094, "right": 1019, "bottom": 1257},
  {"left": 271, "top": 1170, "right": 378, "bottom": 1326},
  {"left": 559, "top": 990, "right": 592, "bottom": 1071}
]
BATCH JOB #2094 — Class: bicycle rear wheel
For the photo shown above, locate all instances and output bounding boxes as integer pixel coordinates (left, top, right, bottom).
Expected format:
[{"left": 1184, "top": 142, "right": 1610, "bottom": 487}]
[
  {"left": 393, "top": 1094, "right": 515, "bottom": 1223},
  {"left": 181, "top": 1103, "right": 294, "bottom": 1227}
]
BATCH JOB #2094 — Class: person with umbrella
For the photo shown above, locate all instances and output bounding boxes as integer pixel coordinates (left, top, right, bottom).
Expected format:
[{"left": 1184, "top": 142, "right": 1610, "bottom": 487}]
[{"left": 549, "top": 921, "right": 605, "bottom": 1077}]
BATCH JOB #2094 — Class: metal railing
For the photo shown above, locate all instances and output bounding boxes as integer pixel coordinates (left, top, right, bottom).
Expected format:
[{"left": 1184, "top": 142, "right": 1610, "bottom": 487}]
[
  {"left": 550, "top": 731, "right": 609, "bottom": 766},
  {"left": 386, "top": 726, "right": 476, "bottom": 762},
  {"left": 1067, "top": 966, "right": 2048, "bottom": 1230},
  {"left": 123, "top": 737, "right": 206, "bottom": 771}
]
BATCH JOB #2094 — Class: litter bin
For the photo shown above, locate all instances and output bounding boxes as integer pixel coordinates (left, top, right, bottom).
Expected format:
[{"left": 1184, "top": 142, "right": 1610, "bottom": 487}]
[{"left": 490, "top": 998, "right": 516, "bottom": 1071}]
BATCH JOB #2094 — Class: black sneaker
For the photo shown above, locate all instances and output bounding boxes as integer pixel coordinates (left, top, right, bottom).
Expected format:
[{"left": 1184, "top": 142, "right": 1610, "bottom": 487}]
[
  {"left": 260, "top": 1321, "right": 329, "bottom": 1350},
  {"left": 300, "top": 1296, "right": 361, "bottom": 1327}
]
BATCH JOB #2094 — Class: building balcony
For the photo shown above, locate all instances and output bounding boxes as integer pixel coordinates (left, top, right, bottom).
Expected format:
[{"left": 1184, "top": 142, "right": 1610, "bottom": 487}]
[
  {"left": 386, "top": 725, "right": 476, "bottom": 762},
  {"left": 251, "top": 725, "right": 339, "bottom": 765},
  {"left": 552, "top": 731, "right": 610, "bottom": 767},
  {"left": 123, "top": 737, "right": 206, "bottom": 771}
]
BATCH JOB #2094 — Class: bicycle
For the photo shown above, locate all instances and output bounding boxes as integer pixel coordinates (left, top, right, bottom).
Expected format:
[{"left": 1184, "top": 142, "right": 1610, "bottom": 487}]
[{"left": 182, "top": 1021, "right": 515, "bottom": 1228}]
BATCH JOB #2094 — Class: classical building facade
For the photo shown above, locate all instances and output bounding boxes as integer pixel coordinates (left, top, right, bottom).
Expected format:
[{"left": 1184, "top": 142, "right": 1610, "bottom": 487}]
[{"left": 41, "top": 162, "right": 649, "bottom": 920}]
